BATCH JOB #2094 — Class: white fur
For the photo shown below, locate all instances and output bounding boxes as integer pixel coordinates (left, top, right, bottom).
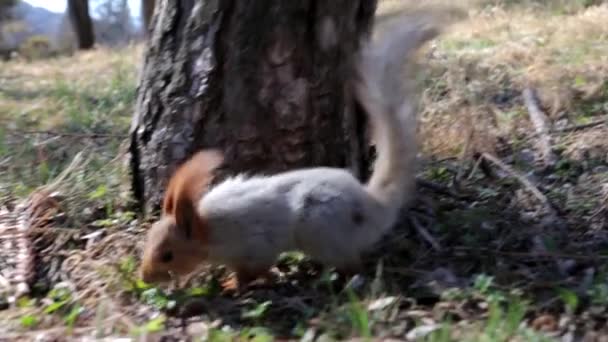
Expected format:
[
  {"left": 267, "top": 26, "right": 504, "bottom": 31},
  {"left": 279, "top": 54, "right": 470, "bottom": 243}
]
[
  {"left": 196, "top": 16, "right": 441, "bottom": 274},
  {"left": 199, "top": 168, "right": 388, "bottom": 271}
]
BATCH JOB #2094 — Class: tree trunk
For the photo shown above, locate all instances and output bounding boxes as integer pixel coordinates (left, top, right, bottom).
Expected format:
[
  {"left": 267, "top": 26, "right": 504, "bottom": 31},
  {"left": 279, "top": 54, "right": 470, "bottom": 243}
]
[
  {"left": 67, "top": 0, "right": 95, "bottom": 50},
  {"left": 129, "top": 0, "right": 377, "bottom": 215},
  {"left": 141, "top": 0, "right": 155, "bottom": 39}
]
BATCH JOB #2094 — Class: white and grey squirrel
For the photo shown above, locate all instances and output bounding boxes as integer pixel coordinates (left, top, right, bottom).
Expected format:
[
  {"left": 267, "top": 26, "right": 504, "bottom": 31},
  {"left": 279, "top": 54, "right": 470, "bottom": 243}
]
[{"left": 139, "top": 13, "right": 445, "bottom": 289}]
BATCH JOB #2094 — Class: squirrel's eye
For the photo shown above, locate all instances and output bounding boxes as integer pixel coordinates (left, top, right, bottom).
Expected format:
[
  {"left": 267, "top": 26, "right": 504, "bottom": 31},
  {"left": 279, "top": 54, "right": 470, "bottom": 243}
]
[{"left": 160, "top": 251, "right": 173, "bottom": 263}]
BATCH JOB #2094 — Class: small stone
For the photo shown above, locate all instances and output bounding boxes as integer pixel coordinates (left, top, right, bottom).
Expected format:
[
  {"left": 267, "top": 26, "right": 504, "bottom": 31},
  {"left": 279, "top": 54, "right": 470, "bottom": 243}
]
[
  {"left": 186, "top": 322, "right": 209, "bottom": 338},
  {"left": 517, "top": 149, "right": 536, "bottom": 165},
  {"left": 592, "top": 165, "right": 608, "bottom": 174},
  {"left": 16, "top": 282, "right": 29, "bottom": 296},
  {"left": 406, "top": 324, "right": 441, "bottom": 340}
]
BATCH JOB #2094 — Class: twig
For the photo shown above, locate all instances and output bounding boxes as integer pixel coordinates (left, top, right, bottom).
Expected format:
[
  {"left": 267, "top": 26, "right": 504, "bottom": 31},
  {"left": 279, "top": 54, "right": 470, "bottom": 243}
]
[
  {"left": 416, "top": 178, "right": 469, "bottom": 200},
  {"left": 384, "top": 266, "right": 428, "bottom": 276},
  {"left": 521, "top": 117, "right": 608, "bottom": 147},
  {"left": 0, "top": 156, "right": 12, "bottom": 167},
  {"left": 456, "top": 127, "right": 474, "bottom": 184},
  {"left": 472, "top": 152, "right": 497, "bottom": 179},
  {"left": 410, "top": 215, "right": 441, "bottom": 252},
  {"left": 588, "top": 191, "right": 608, "bottom": 220},
  {"left": 44, "top": 150, "right": 89, "bottom": 192},
  {"left": 466, "top": 154, "right": 483, "bottom": 180},
  {"left": 5, "top": 129, "right": 128, "bottom": 139},
  {"left": 523, "top": 88, "right": 557, "bottom": 167},
  {"left": 453, "top": 246, "right": 608, "bottom": 261},
  {"left": 481, "top": 153, "right": 551, "bottom": 208},
  {"left": 556, "top": 117, "right": 608, "bottom": 133}
]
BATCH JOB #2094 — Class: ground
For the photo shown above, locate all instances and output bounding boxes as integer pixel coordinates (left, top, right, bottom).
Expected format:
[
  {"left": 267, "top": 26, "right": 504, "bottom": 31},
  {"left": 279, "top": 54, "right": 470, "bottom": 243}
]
[{"left": 1, "top": 1, "right": 608, "bottom": 341}]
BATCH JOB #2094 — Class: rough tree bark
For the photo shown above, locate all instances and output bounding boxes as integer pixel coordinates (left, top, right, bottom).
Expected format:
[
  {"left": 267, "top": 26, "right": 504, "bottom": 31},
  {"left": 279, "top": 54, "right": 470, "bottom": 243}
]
[
  {"left": 67, "top": 0, "right": 95, "bottom": 50},
  {"left": 129, "top": 0, "right": 377, "bottom": 214},
  {"left": 141, "top": 0, "right": 156, "bottom": 39}
]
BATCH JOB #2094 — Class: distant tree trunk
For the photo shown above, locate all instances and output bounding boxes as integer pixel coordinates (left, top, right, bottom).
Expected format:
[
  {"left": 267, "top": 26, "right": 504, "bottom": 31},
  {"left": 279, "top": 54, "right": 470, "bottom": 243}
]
[
  {"left": 0, "top": 0, "right": 17, "bottom": 23},
  {"left": 67, "top": 0, "right": 95, "bottom": 50},
  {"left": 129, "top": 0, "right": 377, "bottom": 214},
  {"left": 141, "top": 0, "right": 155, "bottom": 39}
]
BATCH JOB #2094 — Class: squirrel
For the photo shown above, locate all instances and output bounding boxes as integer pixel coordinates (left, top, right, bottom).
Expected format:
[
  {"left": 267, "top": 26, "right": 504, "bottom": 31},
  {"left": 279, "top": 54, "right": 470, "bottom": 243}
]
[{"left": 139, "top": 13, "right": 444, "bottom": 289}]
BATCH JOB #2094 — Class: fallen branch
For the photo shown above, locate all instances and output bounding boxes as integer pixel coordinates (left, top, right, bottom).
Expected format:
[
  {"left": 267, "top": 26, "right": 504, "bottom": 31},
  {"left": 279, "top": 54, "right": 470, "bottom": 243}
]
[
  {"left": 416, "top": 178, "right": 470, "bottom": 200},
  {"left": 521, "top": 117, "right": 608, "bottom": 145},
  {"left": 472, "top": 152, "right": 498, "bottom": 180},
  {"left": 481, "top": 153, "right": 560, "bottom": 215},
  {"left": 456, "top": 127, "right": 474, "bottom": 184},
  {"left": 556, "top": 117, "right": 608, "bottom": 133},
  {"left": 410, "top": 215, "right": 442, "bottom": 252},
  {"left": 523, "top": 88, "right": 557, "bottom": 168},
  {"left": 453, "top": 246, "right": 608, "bottom": 261}
]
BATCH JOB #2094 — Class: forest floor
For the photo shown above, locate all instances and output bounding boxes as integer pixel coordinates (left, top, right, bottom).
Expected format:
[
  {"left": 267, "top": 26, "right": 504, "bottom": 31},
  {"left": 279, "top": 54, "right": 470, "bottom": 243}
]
[{"left": 2, "top": 1, "right": 608, "bottom": 341}]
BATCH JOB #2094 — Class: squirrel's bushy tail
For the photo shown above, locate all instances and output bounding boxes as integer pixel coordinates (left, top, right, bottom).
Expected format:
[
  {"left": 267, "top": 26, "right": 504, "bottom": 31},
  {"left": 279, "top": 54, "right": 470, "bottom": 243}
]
[{"left": 354, "top": 12, "right": 443, "bottom": 215}]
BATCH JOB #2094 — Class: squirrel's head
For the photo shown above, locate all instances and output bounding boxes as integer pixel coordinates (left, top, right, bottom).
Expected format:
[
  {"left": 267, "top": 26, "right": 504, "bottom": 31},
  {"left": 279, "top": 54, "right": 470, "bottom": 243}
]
[
  {"left": 138, "top": 149, "right": 224, "bottom": 284},
  {"left": 139, "top": 215, "right": 209, "bottom": 283}
]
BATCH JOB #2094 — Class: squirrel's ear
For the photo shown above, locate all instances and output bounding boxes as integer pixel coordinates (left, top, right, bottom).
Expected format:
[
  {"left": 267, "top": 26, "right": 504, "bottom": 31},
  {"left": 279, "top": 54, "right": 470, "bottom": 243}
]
[
  {"left": 174, "top": 195, "right": 195, "bottom": 239},
  {"left": 162, "top": 184, "right": 175, "bottom": 216},
  {"left": 162, "top": 148, "right": 221, "bottom": 241},
  {"left": 162, "top": 159, "right": 185, "bottom": 216},
  {"left": 202, "top": 149, "right": 224, "bottom": 170},
  {"left": 190, "top": 149, "right": 225, "bottom": 175}
]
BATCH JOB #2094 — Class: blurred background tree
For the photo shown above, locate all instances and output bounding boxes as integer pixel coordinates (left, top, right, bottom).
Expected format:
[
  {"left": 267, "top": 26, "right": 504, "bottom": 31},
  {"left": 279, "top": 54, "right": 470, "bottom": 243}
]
[{"left": 67, "top": 0, "right": 95, "bottom": 49}]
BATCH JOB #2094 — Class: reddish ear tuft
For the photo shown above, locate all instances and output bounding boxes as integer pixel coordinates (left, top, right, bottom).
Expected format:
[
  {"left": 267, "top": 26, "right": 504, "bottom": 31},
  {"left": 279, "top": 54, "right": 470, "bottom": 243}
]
[
  {"left": 190, "top": 149, "right": 224, "bottom": 173},
  {"left": 162, "top": 184, "right": 177, "bottom": 217},
  {"left": 160, "top": 149, "right": 225, "bottom": 242}
]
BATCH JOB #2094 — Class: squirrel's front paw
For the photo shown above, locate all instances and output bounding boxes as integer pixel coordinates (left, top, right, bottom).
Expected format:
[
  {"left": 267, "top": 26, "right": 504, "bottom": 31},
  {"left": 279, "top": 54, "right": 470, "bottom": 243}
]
[
  {"left": 221, "top": 268, "right": 271, "bottom": 294},
  {"left": 221, "top": 274, "right": 240, "bottom": 292}
]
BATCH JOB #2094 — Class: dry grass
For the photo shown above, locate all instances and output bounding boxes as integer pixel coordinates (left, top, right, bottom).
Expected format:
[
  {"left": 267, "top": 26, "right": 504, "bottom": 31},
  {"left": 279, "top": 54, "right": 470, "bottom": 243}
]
[
  {"left": 416, "top": 2, "right": 608, "bottom": 157},
  {"left": 2, "top": 2, "right": 608, "bottom": 340},
  {"left": 0, "top": 45, "right": 139, "bottom": 205},
  {"left": 0, "top": 46, "right": 141, "bottom": 131}
]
